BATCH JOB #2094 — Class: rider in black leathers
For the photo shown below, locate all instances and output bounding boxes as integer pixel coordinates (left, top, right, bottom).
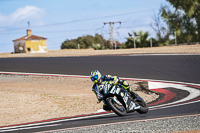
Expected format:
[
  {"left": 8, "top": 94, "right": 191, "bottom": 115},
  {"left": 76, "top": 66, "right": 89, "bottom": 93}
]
[{"left": 90, "top": 70, "right": 140, "bottom": 111}]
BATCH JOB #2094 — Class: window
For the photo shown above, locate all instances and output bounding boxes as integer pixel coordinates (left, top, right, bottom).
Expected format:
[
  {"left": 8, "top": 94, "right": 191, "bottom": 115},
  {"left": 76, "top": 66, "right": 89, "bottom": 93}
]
[{"left": 27, "top": 48, "right": 31, "bottom": 52}]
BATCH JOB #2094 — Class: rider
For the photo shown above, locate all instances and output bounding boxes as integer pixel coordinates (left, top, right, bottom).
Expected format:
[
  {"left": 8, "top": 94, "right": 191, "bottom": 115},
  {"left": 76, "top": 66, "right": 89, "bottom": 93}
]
[{"left": 90, "top": 70, "right": 139, "bottom": 111}]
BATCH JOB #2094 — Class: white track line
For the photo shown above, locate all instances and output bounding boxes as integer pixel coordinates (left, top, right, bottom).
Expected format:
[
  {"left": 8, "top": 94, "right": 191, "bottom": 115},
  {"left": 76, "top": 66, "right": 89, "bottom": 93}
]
[
  {"left": 127, "top": 54, "right": 200, "bottom": 56},
  {"left": 0, "top": 71, "right": 89, "bottom": 78}
]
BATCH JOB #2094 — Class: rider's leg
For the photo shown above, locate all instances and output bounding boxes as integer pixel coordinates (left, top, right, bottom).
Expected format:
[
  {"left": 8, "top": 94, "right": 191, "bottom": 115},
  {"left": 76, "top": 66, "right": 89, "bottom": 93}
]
[{"left": 119, "top": 80, "right": 138, "bottom": 99}]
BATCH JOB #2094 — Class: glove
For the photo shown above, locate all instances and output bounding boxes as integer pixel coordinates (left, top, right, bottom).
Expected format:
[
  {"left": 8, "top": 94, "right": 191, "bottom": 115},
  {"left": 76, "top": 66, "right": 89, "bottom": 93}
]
[
  {"left": 118, "top": 80, "right": 123, "bottom": 86},
  {"left": 97, "top": 93, "right": 103, "bottom": 100}
]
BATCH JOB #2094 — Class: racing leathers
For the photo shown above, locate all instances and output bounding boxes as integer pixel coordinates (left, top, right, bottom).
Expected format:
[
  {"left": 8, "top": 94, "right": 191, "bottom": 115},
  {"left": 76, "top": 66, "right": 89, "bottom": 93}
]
[{"left": 92, "top": 75, "right": 138, "bottom": 111}]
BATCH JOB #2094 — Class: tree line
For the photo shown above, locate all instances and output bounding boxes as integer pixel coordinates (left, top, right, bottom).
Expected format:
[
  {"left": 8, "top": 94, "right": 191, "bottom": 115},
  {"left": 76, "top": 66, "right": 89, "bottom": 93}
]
[
  {"left": 61, "top": 0, "right": 200, "bottom": 49},
  {"left": 61, "top": 34, "right": 110, "bottom": 50}
]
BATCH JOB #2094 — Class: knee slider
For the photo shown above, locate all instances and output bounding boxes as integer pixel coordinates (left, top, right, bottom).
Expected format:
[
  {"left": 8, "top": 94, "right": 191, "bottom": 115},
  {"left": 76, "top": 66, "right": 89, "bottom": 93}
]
[
  {"left": 121, "top": 81, "right": 130, "bottom": 90},
  {"left": 123, "top": 81, "right": 129, "bottom": 87}
]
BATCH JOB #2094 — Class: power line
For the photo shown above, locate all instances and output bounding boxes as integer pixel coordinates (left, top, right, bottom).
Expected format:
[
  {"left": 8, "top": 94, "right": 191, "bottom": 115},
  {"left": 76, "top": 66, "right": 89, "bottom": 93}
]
[
  {"left": 0, "top": 21, "right": 153, "bottom": 48},
  {"left": 120, "top": 24, "right": 151, "bottom": 29},
  {"left": 0, "top": 24, "right": 152, "bottom": 45},
  {"left": 31, "top": 8, "right": 158, "bottom": 28},
  {"left": 0, "top": 8, "right": 158, "bottom": 33}
]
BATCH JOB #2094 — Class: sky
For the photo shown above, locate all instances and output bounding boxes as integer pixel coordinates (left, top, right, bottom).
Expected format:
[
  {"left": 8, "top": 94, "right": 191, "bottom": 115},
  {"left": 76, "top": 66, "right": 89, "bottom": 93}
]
[{"left": 0, "top": 0, "right": 169, "bottom": 53}]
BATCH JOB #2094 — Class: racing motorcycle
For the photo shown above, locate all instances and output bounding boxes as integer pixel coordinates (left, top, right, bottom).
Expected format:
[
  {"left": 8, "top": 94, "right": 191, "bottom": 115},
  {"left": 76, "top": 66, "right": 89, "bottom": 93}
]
[{"left": 98, "top": 81, "right": 149, "bottom": 116}]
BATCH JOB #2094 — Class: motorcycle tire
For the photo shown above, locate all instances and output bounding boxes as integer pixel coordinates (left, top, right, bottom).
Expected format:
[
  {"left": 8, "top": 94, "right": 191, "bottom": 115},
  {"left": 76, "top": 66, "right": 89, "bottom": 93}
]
[
  {"left": 107, "top": 98, "right": 127, "bottom": 116},
  {"left": 136, "top": 99, "right": 149, "bottom": 114}
]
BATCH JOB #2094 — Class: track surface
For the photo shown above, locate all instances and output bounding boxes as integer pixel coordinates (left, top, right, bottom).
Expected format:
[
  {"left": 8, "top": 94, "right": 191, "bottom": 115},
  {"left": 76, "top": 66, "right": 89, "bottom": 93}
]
[
  {"left": 0, "top": 55, "right": 200, "bottom": 132},
  {"left": 0, "top": 55, "right": 200, "bottom": 84}
]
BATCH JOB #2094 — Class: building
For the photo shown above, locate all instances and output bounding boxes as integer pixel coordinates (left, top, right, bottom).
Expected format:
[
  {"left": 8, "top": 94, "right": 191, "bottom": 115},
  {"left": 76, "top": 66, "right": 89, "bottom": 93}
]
[{"left": 13, "top": 29, "right": 47, "bottom": 53}]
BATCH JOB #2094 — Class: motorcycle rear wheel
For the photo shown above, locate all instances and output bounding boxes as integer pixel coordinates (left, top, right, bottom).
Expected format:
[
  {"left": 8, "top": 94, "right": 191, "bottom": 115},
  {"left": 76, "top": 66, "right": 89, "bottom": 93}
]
[{"left": 107, "top": 97, "right": 127, "bottom": 116}]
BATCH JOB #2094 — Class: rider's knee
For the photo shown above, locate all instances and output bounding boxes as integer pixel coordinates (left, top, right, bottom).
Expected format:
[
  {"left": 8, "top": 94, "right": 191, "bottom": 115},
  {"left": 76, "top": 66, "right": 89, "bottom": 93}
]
[{"left": 120, "top": 80, "right": 130, "bottom": 90}]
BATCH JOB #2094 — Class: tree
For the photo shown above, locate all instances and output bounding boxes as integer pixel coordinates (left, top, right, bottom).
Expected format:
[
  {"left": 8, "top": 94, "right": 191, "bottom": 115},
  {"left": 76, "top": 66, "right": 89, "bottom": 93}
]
[
  {"left": 61, "top": 41, "right": 77, "bottom": 49},
  {"left": 160, "top": 0, "right": 200, "bottom": 43},
  {"left": 136, "top": 31, "right": 150, "bottom": 47},
  {"left": 124, "top": 37, "right": 134, "bottom": 48},
  {"left": 124, "top": 31, "right": 151, "bottom": 48},
  {"left": 61, "top": 34, "right": 109, "bottom": 50},
  {"left": 150, "top": 13, "right": 170, "bottom": 46},
  {"left": 167, "top": 0, "right": 200, "bottom": 37},
  {"left": 94, "top": 34, "right": 110, "bottom": 48}
]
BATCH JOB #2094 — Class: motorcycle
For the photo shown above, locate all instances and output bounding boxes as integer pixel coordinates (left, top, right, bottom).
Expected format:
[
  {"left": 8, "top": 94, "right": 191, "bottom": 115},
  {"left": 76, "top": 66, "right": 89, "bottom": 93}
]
[{"left": 98, "top": 81, "right": 149, "bottom": 116}]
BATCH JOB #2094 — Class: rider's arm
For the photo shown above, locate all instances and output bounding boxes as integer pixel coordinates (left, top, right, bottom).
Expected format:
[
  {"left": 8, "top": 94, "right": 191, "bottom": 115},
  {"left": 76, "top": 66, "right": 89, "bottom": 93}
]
[
  {"left": 104, "top": 75, "right": 119, "bottom": 85},
  {"left": 92, "top": 84, "right": 98, "bottom": 96},
  {"left": 92, "top": 84, "right": 103, "bottom": 100}
]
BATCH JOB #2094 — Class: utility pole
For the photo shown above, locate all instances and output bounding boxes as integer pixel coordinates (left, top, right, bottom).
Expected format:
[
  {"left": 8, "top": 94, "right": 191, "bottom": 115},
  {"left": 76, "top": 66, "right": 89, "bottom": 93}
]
[
  {"left": 175, "top": 32, "right": 177, "bottom": 45},
  {"left": 104, "top": 21, "right": 121, "bottom": 49},
  {"left": 78, "top": 43, "right": 80, "bottom": 50},
  {"left": 150, "top": 35, "right": 152, "bottom": 47},
  {"left": 110, "top": 22, "right": 114, "bottom": 49},
  {"left": 128, "top": 32, "right": 135, "bottom": 48},
  {"left": 134, "top": 32, "right": 139, "bottom": 48},
  {"left": 133, "top": 37, "right": 136, "bottom": 48}
]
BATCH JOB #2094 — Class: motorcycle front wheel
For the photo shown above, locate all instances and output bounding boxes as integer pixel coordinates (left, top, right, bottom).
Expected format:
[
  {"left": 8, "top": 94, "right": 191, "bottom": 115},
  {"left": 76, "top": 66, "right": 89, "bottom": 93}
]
[
  {"left": 107, "top": 97, "right": 127, "bottom": 116},
  {"left": 136, "top": 97, "right": 149, "bottom": 114}
]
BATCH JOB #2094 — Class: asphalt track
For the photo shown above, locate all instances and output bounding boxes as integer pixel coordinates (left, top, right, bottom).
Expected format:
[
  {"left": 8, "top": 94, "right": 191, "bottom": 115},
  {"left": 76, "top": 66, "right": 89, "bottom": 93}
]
[
  {"left": 0, "top": 55, "right": 200, "bottom": 84},
  {"left": 0, "top": 55, "right": 200, "bottom": 132}
]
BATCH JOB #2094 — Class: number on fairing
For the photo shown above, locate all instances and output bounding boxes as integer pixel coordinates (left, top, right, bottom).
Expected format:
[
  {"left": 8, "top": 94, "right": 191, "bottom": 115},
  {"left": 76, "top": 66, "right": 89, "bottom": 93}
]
[
  {"left": 99, "top": 85, "right": 103, "bottom": 91},
  {"left": 110, "top": 86, "right": 120, "bottom": 94},
  {"left": 129, "top": 101, "right": 136, "bottom": 110},
  {"left": 124, "top": 96, "right": 128, "bottom": 103},
  {"left": 105, "top": 84, "right": 110, "bottom": 91}
]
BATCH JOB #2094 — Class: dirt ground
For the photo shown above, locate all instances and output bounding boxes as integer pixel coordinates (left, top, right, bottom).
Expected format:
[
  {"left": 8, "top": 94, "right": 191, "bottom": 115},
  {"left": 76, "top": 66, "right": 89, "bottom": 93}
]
[
  {"left": 0, "top": 44, "right": 200, "bottom": 58},
  {"left": 0, "top": 74, "right": 158, "bottom": 126}
]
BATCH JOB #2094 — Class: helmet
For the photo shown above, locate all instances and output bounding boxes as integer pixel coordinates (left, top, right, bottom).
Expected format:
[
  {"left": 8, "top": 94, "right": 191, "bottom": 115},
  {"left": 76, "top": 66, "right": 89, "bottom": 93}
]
[{"left": 90, "top": 70, "right": 101, "bottom": 83}]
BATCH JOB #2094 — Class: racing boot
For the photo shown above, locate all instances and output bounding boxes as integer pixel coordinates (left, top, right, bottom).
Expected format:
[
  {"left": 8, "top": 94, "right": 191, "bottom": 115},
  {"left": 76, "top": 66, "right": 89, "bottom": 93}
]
[{"left": 103, "top": 103, "right": 111, "bottom": 111}]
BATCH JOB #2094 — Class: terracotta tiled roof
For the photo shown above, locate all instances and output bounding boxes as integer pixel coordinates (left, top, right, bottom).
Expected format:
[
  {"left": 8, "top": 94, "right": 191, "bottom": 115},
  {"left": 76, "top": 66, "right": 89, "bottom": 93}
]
[{"left": 13, "top": 35, "right": 47, "bottom": 42}]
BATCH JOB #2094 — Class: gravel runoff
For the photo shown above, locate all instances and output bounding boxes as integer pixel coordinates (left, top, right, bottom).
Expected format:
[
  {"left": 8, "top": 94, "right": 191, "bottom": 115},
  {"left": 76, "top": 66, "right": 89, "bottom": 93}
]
[{"left": 44, "top": 114, "right": 200, "bottom": 133}]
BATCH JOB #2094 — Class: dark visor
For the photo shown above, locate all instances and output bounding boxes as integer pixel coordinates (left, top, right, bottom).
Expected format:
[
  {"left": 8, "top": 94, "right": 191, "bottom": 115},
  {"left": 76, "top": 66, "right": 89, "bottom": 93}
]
[{"left": 91, "top": 75, "right": 98, "bottom": 81}]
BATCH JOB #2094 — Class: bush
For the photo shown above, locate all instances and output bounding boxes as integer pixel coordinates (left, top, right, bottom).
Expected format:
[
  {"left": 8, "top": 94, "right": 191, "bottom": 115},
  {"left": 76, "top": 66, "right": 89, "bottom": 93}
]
[
  {"left": 89, "top": 43, "right": 105, "bottom": 50},
  {"left": 61, "top": 42, "right": 77, "bottom": 49},
  {"left": 61, "top": 34, "right": 109, "bottom": 50},
  {"left": 158, "top": 41, "right": 169, "bottom": 47}
]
